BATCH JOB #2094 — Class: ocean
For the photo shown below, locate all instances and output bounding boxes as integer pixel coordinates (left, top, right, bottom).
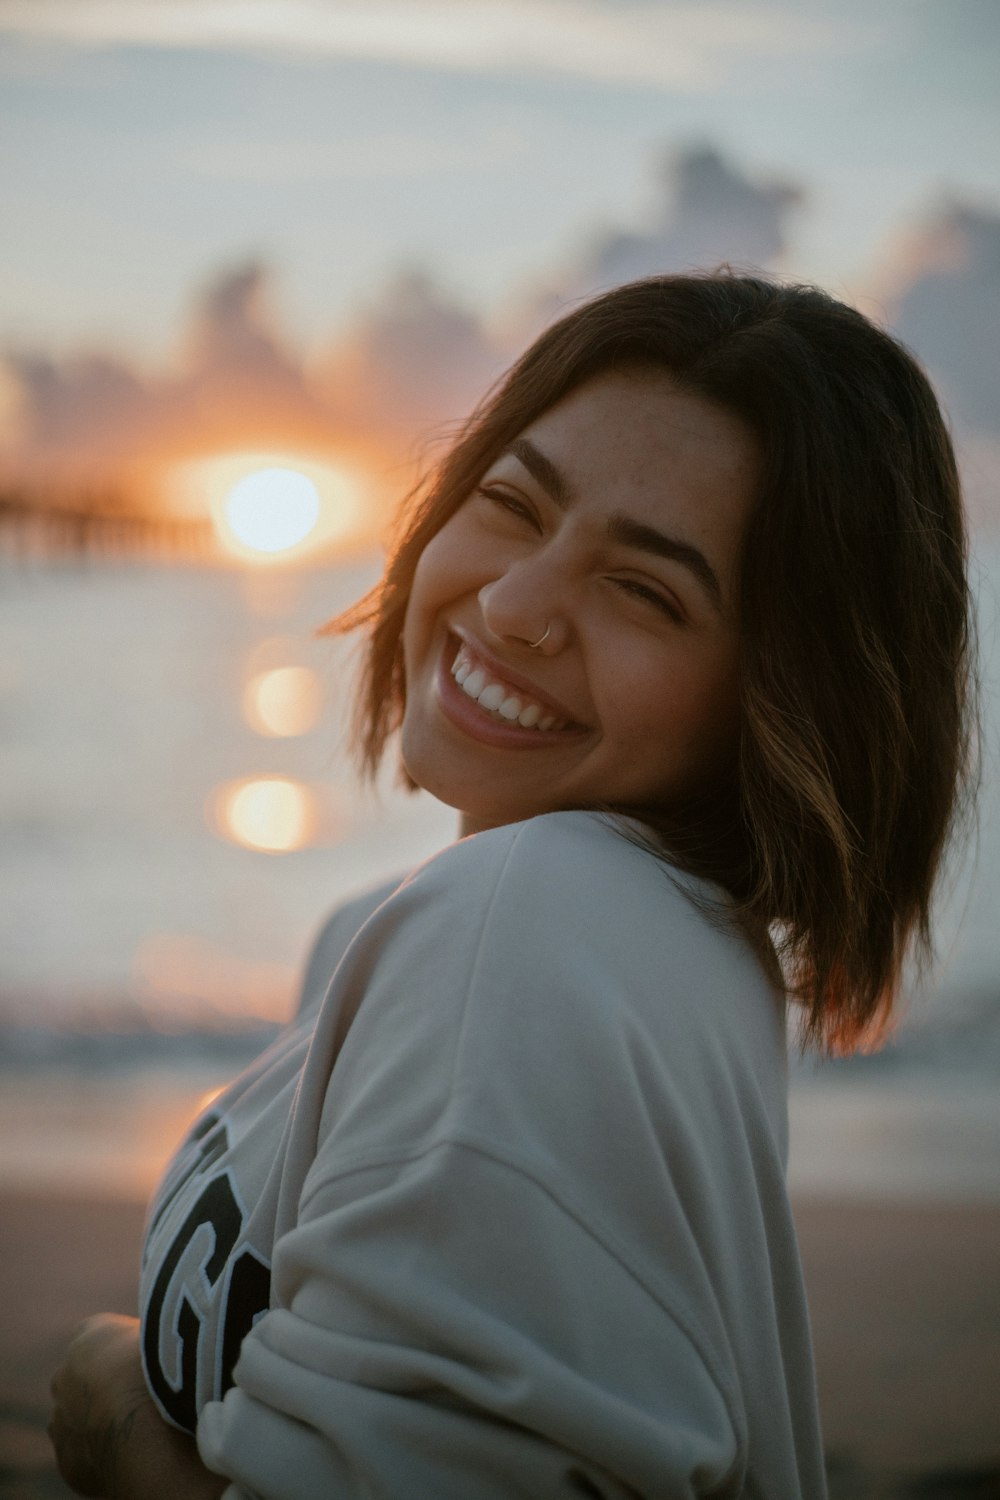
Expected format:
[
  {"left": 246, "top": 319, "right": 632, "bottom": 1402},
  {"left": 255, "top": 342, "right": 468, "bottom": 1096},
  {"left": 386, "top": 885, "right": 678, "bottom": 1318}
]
[{"left": 2, "top": 548, "right": 999, "bottom": 1203}]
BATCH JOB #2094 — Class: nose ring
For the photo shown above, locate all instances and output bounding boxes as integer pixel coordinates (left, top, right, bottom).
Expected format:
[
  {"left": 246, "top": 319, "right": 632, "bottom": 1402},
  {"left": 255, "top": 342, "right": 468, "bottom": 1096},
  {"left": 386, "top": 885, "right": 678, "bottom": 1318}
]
[{"left": 527, "top": 624, "right": 551, "bottom": 649}]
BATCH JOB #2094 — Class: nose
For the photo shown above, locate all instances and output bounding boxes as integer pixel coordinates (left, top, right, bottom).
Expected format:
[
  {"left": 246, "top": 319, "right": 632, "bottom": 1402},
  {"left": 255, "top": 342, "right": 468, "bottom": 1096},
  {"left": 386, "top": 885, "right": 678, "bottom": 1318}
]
[{"left": 478, "top": 554, "right": 569, "bottom": 655}]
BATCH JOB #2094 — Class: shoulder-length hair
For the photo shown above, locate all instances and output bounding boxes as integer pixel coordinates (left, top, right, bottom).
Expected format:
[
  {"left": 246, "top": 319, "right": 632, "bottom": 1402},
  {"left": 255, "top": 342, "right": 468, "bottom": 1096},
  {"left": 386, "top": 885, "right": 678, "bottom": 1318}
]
[{"left": 328, "top": 272, "right": 977, "bottom": 1054}]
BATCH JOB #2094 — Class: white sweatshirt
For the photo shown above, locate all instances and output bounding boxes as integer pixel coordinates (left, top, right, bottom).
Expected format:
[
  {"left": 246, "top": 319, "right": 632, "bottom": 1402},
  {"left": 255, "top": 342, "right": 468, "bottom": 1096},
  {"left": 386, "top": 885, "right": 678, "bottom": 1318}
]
[{"left": 139, "top": 811, "right": 827, "bottom": 1498}]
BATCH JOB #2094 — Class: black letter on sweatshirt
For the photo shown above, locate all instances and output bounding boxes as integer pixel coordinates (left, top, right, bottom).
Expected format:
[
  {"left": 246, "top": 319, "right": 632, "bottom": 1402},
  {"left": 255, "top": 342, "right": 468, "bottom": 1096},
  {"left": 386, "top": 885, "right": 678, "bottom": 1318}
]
[
  {"left": 220, "top": 1247, "right": 271, "bottom": 1392},
  {"left": 143, "top": 1173, "right": 243, "bottom": 1431}
]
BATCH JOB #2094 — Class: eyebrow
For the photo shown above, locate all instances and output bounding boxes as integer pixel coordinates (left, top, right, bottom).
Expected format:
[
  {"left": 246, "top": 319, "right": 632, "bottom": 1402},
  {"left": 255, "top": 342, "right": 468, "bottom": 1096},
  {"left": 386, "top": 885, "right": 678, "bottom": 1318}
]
[
  {"left": 499, "top": 436, "right": 724, "bottom": 612},
  {"left": 504, "top": 437, "right": 572, "bottom": 508}
]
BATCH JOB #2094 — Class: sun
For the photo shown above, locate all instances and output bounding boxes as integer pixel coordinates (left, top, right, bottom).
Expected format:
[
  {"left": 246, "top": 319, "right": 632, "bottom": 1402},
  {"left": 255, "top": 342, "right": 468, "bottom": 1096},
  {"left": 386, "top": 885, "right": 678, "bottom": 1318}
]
[
  {"left": 169, "top": 450, "right": 365, "bottom": 563},
  {"left": 225, "top": 467, "right": 321, "bottom": 553}
]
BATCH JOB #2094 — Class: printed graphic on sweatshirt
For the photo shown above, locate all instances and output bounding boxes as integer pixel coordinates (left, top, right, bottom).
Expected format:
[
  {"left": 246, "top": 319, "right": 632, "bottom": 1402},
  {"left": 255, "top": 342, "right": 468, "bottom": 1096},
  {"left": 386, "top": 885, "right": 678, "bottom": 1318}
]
[{"left": 141, "top": 1112, "right": 271, "bottom": 1432}]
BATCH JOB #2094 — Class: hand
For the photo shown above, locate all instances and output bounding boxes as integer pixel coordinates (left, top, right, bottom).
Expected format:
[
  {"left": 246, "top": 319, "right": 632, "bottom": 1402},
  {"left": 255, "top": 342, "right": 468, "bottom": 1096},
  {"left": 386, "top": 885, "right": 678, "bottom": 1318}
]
[
  {"left": 49, "top": 1314, "right": 228, "bottom": 1499},
  {"left": 49, "top": 1314, "right": 149, "bottom": 1497}
]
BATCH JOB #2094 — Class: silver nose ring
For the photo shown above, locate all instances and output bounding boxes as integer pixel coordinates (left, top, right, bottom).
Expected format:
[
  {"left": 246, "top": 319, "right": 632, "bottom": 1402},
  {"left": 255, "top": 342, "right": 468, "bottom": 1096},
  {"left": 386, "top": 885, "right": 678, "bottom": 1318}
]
[{"left": 527, "top": 624, "right": 551, "bottom": 649}]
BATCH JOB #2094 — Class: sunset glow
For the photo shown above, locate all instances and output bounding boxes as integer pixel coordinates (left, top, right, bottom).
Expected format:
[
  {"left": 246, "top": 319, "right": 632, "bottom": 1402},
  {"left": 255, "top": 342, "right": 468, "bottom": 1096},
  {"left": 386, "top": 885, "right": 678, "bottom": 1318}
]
[
  {"left": 211, "top": 775, "right": 316, "bottom": 852},
  {"left": 170, "top": 451, "right": 364, "bottom": 563},
  {"left": 243, "top": 665, "right": 324, "bottom": 737},
  {"left": 225, "top": 467, "right": 320, "bottom": 552}
]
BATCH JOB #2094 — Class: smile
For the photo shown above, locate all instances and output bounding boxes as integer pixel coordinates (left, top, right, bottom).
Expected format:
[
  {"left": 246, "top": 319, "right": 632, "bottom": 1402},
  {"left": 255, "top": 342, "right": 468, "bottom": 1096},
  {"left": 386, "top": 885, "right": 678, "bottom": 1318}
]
[
  {"left": 450, "top": 641, "right": 569, "bottom": 731},
  {"left": 432, "top": 634, "right": 589, "bottom": 751}
]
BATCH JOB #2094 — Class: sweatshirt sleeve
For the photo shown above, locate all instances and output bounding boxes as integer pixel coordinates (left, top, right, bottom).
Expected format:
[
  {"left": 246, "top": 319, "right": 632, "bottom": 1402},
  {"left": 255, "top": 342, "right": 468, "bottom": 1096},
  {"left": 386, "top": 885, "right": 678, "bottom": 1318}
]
[
  {"left": 197, "top": 1141, "right": 738, "bottom": 1499},
  {"left": 195, "top": 815, "right": 770, "bottom": 1498}
]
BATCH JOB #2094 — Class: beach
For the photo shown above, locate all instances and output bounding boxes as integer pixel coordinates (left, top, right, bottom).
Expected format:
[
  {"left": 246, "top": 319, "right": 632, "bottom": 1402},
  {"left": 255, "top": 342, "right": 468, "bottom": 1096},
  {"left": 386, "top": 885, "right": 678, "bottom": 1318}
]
[{"left": 2, "top": 1189, "right": 998, "bottom": 1499}]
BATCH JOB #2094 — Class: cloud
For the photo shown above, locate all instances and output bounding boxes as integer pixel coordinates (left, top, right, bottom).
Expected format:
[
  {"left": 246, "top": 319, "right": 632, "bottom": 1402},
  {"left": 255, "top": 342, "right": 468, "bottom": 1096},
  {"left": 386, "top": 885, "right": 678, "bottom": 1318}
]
[
  {"left": 176, "top": 261, "right": 326, "bottom": 439},
  {"left": 0, "top": 262, "right": 326, "bottom": 496},
  {"left": 884, "top": 202, "right": 1000, "bottom": 434},
  {"left": 4, "top": 149, "right": 998, "bottom": 545},
  {"left": 0, "top": 0, "right": 865, "bottom": 92},
  {"left": 317, "top": 269, "right": 505, "bottom": 444},
  {"left": 583, "top": 143, "right": 801, "bottom": 285},
  {"left": 868, "top": 200, "right": 1000, "bottom": 533},
  {"left": 3, "top": 350, "right": 151, "bottom": 465},
  {"left": 0, "top": 259, "right": 502, "bottom": 542},
  {"left": 511, "top": 143, "right": 802, "bottom": 338}
]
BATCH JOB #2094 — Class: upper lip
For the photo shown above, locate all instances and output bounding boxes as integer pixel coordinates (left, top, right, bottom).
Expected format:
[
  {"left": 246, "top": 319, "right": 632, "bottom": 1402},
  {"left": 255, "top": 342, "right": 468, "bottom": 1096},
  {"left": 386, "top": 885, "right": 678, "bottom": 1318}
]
[{"left": 450, "top": 626, "right": 587, "bottom": 727}]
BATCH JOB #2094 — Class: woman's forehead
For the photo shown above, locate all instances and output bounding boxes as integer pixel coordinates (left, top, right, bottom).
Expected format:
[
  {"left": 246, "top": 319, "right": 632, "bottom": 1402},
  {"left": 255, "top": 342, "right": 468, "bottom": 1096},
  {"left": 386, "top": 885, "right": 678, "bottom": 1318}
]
[{"left": 510, "top": 372, "right": 757, "bottom": 530}]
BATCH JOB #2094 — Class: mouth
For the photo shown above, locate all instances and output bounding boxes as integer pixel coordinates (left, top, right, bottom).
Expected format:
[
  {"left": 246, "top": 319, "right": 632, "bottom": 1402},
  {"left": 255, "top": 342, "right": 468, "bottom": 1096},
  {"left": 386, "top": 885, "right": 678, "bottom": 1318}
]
[
  {"left": 451, "top": 637, "right": 579, "bottom": 731},
  {"left": 434, "top": 633, "right": 590, "bottom": 747}
]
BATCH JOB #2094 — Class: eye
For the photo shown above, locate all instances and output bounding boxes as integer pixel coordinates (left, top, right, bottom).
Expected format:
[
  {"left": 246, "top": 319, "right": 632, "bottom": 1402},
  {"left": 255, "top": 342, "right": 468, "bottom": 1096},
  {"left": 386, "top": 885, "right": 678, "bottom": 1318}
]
[
  {"left": 611, "top": 577, "right": 685, "bottom": 624},
  {"left": 476, "top": 485, "right": 541, "bottom": 531}
]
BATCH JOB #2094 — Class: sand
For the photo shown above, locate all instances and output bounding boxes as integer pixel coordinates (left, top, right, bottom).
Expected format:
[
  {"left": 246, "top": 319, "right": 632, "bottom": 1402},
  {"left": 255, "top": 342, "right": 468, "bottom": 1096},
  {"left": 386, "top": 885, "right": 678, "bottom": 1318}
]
[{"left": 1, "top": 1190, "right": 998, "bottom": 1499}]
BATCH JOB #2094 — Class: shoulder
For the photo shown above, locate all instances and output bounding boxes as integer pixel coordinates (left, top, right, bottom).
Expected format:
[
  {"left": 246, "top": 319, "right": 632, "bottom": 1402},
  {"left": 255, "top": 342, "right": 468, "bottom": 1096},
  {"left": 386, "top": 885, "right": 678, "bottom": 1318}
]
[
  {"left": 329, "top": 811, "right": 783, "bottom": 1104},
  {"left": 397, "top": 810, "right": 769, "bottom": 1011},
  {"left": 311, "top": 811, "right": 789, "bottom": 1294},
  {"left": 295, "top": 875, "right": 407, "bottom": 1021},
  {"left": 391, "top": 809, "right": 696, "bottom": 926}
]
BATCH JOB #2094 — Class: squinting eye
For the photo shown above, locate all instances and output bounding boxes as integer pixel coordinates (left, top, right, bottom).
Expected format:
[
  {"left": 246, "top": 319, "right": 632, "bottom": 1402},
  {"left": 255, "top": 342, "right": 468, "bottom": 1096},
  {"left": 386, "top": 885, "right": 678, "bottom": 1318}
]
[
  {"left": 613, "top": 578, "right": 684, "bottom": 624},
  {"left": 476, "top": 486, "right": 539, "bottom": 528}
]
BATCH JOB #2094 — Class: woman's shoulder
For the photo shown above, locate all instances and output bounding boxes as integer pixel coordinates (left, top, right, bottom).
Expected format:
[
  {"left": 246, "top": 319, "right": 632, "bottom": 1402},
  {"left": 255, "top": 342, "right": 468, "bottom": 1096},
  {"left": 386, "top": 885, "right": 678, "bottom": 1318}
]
[
  {"left": 295, "top": 875, "right": 409, "bottom": 1021},
  {"left": 315, "top": 810, "right": 789, "bottom": 1242},
  {"left": 399, "top": 808, "right": 654, "bottom": 898},
  {"left": 367, "top": 811, "right": 781, "bottom": 1058},
  {"left": 404, "top": 810, "right": 756, "bottom": 971}
]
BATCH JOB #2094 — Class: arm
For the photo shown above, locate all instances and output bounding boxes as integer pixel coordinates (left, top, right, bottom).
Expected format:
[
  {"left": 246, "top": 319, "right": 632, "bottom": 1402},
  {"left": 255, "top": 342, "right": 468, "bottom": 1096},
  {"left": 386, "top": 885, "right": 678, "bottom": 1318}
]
[
  {"left": 196, "top": 1144, "right": 736, "bottom": 1500},
  {"left": 49, "top": 1315, "right": 229, "bottom": 1500}
]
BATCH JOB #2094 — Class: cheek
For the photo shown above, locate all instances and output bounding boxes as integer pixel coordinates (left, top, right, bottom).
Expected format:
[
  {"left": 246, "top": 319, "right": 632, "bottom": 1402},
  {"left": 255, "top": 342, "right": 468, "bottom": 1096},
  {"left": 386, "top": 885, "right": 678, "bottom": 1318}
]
[
  {"left": 404, "top": 520, "right": 488, "bottom": 689},
  {"left": 410, "top": 519, "right": 480, "bottom": 616},
  {"left": 404, "top": 535, "right": 457, "bottom": 655},
  {"left": 613, "top": 646, "right": 740, "bottom": 760}
]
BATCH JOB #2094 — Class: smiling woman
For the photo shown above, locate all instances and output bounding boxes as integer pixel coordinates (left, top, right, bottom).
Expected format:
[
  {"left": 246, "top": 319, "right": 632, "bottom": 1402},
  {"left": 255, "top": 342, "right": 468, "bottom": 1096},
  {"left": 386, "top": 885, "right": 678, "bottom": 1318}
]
[
  {"left": 400, "top": 371, "right": 754, "bottom": 833},
  {"left": 51, "top": 273, "right": 976, "bottom": 1500}
]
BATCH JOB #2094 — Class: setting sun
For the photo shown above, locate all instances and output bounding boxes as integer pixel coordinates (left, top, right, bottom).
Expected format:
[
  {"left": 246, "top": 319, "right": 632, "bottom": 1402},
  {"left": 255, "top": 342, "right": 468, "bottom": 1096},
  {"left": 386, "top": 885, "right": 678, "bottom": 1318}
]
[
  {"left": 225, "top": 467, "right": 320, "bottom": 552},
  {"left": 169, "top": 450, "right": 365, "bottom": 563}
]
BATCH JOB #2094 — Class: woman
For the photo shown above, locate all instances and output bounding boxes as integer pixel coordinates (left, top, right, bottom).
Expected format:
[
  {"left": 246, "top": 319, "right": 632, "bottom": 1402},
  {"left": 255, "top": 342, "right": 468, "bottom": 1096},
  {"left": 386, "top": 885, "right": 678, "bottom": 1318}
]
[{"left": 50, "top": 273, "right": 974, "bottom": 1498}]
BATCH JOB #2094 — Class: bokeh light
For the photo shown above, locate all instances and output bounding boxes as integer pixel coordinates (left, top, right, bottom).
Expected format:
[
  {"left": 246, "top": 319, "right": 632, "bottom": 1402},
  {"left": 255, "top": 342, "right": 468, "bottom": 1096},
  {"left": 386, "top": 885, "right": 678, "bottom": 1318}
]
[
  {"left": 243, "top": 665, "right": 324, "bottom": 737},
  {"left": 211, "top": 776, "right": 316, "bottom": 853}
]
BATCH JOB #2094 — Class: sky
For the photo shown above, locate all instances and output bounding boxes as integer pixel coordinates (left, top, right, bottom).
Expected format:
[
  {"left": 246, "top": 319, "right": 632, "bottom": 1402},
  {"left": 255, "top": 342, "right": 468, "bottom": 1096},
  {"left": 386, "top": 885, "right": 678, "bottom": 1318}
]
[{"left": 1, "top": 0, "right": 999, "bottom": 532}]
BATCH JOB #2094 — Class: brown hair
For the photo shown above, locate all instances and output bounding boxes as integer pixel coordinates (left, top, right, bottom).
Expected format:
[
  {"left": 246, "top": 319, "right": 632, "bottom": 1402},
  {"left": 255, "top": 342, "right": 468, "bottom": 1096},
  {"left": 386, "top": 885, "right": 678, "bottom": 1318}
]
[{"left": 328, "top": 273, "right": 977, "bottom": 1053}]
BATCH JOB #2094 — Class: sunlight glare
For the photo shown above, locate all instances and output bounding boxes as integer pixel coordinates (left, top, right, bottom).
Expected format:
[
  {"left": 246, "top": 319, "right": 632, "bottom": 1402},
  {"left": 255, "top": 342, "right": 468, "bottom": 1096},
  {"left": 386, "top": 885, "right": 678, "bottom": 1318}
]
[
  {"left": 169, "top": 450, "right": 365, "bottom": 563},
  {"left": 225, "top": 467, "right": 320, "bottom": 553}
]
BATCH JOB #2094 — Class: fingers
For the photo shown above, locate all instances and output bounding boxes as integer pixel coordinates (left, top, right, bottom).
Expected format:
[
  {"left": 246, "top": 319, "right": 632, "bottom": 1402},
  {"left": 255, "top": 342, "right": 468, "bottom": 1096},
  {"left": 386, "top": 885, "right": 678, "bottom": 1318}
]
[{"left": 47, "top": 1314, "right": 141, "bottom": 1498}]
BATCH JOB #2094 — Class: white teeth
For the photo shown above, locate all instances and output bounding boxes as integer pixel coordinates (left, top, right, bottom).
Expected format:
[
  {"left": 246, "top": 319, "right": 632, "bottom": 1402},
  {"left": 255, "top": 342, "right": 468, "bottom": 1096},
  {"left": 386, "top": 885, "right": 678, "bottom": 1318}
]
[
  {"left": 450, "top": 641, "right": 569, "bottom": 731},
  {"left": 477, "top": 682, "right": 506, "bottom": 712}
]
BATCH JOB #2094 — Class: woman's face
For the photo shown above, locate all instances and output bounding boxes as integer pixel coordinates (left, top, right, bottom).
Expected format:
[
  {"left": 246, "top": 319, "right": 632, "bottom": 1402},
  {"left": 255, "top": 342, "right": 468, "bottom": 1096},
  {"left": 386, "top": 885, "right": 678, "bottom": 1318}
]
[{"left": 400, "top": 369, "right": 759, "bottom": 835}]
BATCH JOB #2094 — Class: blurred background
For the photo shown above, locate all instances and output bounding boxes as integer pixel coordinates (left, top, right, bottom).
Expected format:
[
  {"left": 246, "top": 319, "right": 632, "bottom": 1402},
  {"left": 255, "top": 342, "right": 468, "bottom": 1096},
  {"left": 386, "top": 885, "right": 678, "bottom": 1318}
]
[
  {"left": 3, "top": 9, "right": 1000, "bottom": 1488},
  {"left": 3, "top": 3, "right": 1000, "bottom": 1491}
]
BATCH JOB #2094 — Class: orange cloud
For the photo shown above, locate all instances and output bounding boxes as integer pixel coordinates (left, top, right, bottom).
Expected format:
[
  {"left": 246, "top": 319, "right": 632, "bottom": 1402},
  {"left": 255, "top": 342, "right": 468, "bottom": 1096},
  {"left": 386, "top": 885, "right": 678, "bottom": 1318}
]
[{"left": 0, "top": 259, "right": 504, "bottom": 557}]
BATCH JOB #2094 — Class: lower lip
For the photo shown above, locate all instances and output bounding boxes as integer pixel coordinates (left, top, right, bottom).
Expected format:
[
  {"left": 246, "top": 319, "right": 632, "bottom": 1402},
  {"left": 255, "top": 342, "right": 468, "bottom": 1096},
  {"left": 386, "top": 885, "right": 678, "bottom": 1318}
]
[{"left": 434, "top": 640, "right": 589, "bottom": 751}]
